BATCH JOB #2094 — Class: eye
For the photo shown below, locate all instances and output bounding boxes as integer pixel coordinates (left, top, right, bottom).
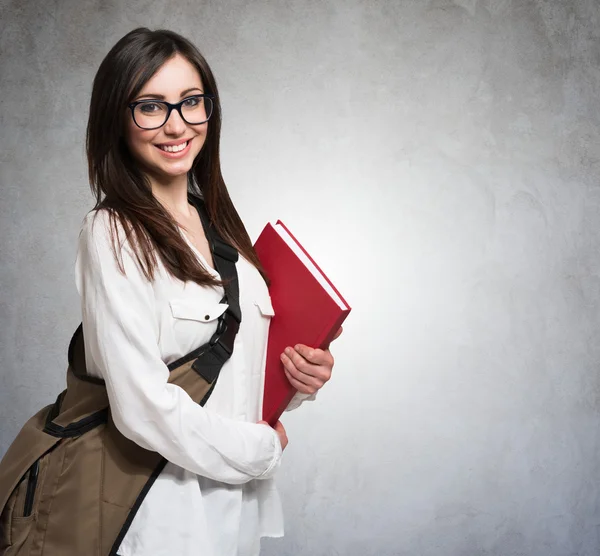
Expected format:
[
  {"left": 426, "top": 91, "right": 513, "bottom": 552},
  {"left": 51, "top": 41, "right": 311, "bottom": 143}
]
[
  {"left": 182, "top": 96, "right": 201, "bottom": 108},
  {"left": 139, "top": 102, "right": 162, "bottom": 113}
]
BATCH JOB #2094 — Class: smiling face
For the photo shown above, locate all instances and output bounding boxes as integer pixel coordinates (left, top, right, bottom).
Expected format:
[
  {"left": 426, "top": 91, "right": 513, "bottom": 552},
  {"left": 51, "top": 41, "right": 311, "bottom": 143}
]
[{"left": 124, "top": 53, "right": 208, "bottom": 186}]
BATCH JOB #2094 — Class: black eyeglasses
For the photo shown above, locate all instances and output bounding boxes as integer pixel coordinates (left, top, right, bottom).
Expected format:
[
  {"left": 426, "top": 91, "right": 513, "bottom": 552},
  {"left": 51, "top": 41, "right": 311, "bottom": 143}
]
[{"left": 128, "top": 94, "right": 215, "bottom": 130}]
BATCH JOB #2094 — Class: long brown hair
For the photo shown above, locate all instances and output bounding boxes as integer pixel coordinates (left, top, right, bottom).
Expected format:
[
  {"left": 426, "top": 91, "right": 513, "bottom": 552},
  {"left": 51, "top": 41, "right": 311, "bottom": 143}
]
[{"left": 86, "top": 27, "right": 268, "bottom": 288}]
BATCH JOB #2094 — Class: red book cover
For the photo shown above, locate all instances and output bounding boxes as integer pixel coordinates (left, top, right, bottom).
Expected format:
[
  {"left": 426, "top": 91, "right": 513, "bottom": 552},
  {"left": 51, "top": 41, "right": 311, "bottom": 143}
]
[{"left": 254, "top": 221, "right": 351, "bottom": 426}]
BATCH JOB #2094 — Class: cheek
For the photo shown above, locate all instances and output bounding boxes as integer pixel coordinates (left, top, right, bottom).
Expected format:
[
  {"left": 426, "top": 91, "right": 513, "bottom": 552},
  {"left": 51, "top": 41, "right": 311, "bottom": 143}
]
[
  {"left": 125, "top": 127, "right": 156, "bottom": 162},
  {"left": 192, "top": 127, "right": 208, "bottom": 154},
  {"left": 194, "top": 136, "right": 207, "bottom": 154}
]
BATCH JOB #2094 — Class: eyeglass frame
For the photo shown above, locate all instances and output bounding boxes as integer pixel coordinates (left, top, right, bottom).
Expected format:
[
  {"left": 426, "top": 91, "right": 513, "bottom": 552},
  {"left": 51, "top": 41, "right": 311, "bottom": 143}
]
[{"left": 127, "top": 94, "right": 215, "bottom": 130}]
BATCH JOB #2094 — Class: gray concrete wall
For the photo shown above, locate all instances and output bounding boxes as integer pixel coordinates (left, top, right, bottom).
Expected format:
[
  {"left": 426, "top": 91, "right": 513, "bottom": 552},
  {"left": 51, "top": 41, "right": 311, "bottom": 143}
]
[{"left": 1, "top": 1, "right": 599, "bottom": 554}]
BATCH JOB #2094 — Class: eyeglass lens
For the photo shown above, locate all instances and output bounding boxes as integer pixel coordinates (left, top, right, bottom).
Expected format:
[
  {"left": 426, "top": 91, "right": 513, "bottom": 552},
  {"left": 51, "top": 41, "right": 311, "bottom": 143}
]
[{"left": 133, "top": 96, "right": 213, "bottom": 129}]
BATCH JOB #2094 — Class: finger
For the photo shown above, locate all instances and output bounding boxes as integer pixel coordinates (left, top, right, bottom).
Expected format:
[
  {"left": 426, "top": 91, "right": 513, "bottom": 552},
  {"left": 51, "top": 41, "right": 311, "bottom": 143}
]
[
  {"left": 290, "top": 346, "right": 334, "bottom": 379},
  {"left": 281, "top": 351, "right": 330, "bottom": 384},
  {"left": 290, "top": 344, "right": 323, "bottom": 364},
  {"left": 280, "top": 352, "right": 325, "bottom": 391},
  {"left": 318, "top": 349, "right": 335, "bottom": 369},
  {"left": 283, "top": 366, "right": 318, "bottom": 395},
  {"left": 293, "top": 345, "right": 334, "bottom": 369},
  {"left": 274, "top": 423, "right": 288, "bottom": 449},
  {"left": 280, "top": 352, "right": 321, "bottom": 387}
]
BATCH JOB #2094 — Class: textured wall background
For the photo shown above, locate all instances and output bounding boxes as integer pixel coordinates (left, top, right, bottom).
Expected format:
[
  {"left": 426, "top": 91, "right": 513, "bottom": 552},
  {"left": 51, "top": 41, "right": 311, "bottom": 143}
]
[{"left": 1, "top": 1, "right": 600, "bottom": 555}]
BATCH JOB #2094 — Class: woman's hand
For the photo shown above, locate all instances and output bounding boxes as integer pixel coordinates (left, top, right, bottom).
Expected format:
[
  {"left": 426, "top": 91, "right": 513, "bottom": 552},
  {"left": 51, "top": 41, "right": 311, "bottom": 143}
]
[
  {"left": 258, "top": 420, "right": 288, "bottom": 451},
  {"left": 279, "top": 326, "right": 343, "bottom": 395}
]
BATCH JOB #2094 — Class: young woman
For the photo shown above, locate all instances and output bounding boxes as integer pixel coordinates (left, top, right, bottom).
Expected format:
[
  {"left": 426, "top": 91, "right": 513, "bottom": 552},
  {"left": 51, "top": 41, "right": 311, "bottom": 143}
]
[{"left": 73, "top": 27, "right": 339, "bottom": 556}]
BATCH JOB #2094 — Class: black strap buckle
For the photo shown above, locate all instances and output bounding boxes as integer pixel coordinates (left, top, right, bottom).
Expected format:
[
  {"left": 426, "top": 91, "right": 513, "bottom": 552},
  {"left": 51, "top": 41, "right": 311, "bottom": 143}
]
[
  {"left": 191, "top": 309, "right": 240, "bottom": 382},
  {"left": 210, "top": 308, "right": 240, "bottom": 354},
  {"left": 212, "top": 238, "right": 239, "bottom": 263}
]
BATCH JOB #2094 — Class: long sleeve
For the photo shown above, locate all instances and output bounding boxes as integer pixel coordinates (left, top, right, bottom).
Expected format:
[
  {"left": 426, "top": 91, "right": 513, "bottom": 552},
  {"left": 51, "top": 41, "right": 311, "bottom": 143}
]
[{"left": 74, "top": 210, "right": 281, "bottom": 485}]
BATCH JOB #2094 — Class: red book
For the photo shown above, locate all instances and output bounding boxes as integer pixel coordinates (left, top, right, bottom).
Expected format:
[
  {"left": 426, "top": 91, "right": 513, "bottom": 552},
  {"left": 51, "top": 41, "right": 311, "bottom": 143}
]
[{"left": 254, "top": 221, "right": 351, "bottom": 426}]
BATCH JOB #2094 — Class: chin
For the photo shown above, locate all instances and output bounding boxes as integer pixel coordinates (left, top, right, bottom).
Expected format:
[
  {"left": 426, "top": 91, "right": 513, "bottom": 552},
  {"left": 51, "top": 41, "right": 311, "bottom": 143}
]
[
  {"left": 160, "top": 165, "right": 193, "bottom": 178},
  {"left": 154, "top": 155, "right": 195, "bottom": 173}
]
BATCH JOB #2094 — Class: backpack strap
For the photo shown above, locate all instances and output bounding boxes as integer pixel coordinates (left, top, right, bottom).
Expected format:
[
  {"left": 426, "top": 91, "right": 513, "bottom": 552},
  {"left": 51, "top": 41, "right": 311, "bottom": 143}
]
[{"left": 183, "top": 194, "right": 241, "bottom": 385}]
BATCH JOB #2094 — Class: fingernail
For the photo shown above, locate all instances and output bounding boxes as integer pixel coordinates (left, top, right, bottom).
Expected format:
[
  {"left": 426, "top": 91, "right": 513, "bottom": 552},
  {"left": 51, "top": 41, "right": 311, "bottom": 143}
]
[{"left": 285, "top": 347, "right": 292, "bottom": 355}]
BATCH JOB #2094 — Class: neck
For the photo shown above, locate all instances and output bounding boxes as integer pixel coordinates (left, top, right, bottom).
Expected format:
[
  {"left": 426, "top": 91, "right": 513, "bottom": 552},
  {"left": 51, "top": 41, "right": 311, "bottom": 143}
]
[{"left": 150, "top": 172, "right": 193, "bottom": 219}]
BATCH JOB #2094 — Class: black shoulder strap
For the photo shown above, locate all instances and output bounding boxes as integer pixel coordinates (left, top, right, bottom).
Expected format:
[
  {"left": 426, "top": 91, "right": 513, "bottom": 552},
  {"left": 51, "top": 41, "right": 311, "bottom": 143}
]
[
  {"left": 179, "top": 194, "right": 242, "bottom": 385},
  {"left": 190, "top": 193, "right": 241, "bottom": 323}
]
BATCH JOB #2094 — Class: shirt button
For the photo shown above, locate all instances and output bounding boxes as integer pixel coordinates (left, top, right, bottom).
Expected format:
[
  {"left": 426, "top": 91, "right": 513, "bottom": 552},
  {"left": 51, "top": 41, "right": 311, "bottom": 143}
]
[{"left": 204, "top": 314, "right": 210, "bottom": 320}]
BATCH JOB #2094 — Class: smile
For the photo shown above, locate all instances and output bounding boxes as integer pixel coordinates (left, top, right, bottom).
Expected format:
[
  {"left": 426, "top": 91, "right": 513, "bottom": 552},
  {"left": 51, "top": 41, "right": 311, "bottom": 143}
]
[
  {"left": 154, "top": 138, "right": 193, "bottom": 158},
  {"left": 156, "top": 140, "right": 189, "bottom": 153}
]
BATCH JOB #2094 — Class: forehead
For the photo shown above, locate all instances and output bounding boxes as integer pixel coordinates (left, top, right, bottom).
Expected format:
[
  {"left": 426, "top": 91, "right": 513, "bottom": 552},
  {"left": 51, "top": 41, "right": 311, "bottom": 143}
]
[{"left": 139, "top": 54, "right": 203, "bottom": 95}]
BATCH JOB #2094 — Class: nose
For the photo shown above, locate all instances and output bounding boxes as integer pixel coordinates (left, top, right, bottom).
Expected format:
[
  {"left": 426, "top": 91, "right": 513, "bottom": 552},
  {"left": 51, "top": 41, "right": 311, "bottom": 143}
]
[{"left": 163, "top": 107, "right": 187, "bottom": 135}]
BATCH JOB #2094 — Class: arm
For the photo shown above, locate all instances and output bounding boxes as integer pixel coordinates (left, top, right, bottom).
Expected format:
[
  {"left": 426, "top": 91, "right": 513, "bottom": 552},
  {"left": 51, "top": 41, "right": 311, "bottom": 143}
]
[{"left": 75, "top": 210, "right": 281, "bottom": 485}]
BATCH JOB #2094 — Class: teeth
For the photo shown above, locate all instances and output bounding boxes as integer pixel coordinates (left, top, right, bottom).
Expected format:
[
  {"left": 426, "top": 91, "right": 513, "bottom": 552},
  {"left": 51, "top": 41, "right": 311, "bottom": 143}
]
[{"left": 158, "top": 141, "right": 188, "bottom": 153}]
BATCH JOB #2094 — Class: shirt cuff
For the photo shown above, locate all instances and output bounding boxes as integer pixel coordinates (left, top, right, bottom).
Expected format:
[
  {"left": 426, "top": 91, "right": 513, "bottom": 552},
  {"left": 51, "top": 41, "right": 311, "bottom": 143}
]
[
  {"left": 256, "top": 425, "right": 283, "bottom": 480},
  {"left": 285, "top": 391, "right": 318, "bottom": 412}
]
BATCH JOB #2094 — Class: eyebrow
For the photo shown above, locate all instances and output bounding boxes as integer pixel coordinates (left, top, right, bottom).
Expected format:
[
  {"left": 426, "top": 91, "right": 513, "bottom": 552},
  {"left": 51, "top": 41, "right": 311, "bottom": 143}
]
[{"left": 135, "top": 87, "right": 204, "bottom": 101}]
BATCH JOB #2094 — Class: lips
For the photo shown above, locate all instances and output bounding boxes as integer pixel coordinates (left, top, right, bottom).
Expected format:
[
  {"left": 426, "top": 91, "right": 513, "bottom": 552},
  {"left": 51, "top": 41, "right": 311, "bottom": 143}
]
[
  {"left": 154, "top": 137, "right": 193, "bottom": 158},
  {"left": 156, "top": 138, "right": 191, "bottom": 147},
  {"left": 157, "top": 141, "right": 186, "bottom": 153}
]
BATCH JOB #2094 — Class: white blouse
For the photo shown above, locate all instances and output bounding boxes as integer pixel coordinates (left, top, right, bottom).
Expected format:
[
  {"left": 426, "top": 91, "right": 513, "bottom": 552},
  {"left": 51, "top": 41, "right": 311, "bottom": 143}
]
[{"left": 74, "top": 208, "right": 314, "bottom": 556}]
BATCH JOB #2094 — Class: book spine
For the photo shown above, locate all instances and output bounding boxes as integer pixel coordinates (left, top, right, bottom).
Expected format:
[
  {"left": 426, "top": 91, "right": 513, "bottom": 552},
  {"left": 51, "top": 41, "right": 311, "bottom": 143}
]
[
  {"left": 316, "top": 310, "right": 350, "bottom": 351},
  {"left": 266, "top": 390, "right": 298, "bottom": 427}
]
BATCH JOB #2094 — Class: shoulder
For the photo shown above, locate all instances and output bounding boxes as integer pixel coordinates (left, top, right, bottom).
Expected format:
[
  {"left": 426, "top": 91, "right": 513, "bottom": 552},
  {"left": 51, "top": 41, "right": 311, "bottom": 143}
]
[
  {"left": 78, "top": 208, "right": 136, "bottom": 257},
  {"left": 77, "top": 208, "right": 146, "bottom": 281},
  {"left": 79, "top": 208, "right": 119, "bottom": 240}
]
